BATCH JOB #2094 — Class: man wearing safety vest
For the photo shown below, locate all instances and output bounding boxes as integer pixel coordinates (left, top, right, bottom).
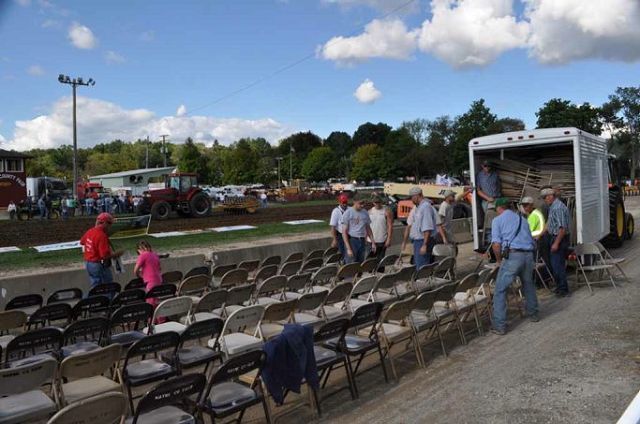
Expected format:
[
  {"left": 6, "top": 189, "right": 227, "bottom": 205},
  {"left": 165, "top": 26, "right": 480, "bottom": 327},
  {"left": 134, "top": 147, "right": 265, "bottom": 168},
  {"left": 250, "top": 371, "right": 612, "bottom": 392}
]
[{"left": 520, "top": 196, "right": 545, "bottom": 238}]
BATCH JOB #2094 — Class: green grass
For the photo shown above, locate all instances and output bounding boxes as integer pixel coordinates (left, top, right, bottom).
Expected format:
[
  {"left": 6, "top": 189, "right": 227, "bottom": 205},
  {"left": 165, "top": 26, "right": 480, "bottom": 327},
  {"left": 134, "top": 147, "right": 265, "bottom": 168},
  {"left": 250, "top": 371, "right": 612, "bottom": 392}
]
[{"left": 0, "top": 222, "right": 327, "bottom": 272}]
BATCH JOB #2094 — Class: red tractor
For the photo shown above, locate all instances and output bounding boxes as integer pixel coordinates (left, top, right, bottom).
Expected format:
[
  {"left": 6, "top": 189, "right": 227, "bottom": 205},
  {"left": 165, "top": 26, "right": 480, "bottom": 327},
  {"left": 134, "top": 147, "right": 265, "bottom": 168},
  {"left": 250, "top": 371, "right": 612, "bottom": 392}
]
[{"left": 136, "top": 173, "right": 212, "bottom": 220}]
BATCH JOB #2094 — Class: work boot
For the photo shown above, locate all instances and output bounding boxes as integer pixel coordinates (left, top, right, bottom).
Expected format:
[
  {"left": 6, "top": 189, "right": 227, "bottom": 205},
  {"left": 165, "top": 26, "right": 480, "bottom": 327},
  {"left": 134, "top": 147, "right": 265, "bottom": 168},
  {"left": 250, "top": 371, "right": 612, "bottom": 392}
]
[
  {"left": 491, "top": 327, "right": 506, "bottom": 336},
  {"left": 528, "top": 314, "right": 540, "bottom": 323}
]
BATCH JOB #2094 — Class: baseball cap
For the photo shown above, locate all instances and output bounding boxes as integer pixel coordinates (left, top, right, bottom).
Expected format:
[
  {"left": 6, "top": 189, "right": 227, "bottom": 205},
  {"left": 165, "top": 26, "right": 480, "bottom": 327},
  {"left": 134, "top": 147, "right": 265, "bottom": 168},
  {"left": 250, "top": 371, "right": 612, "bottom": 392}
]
[
  {"left": 443, "top": 190, "right": 456, "bottom": 198},
  {"left": 540, "top": 188, "right": 554, "bottom": 198},
  {"left": 494, "top": 197, "right": 510, "bottom": 208},
  {"left": 408, "top": 186, "right": 422, "bottom": 196},
  {"left": 520, "top": 196, "right": 534, "bottom": 205},
  {"left": 338, "top": 194, "right": 349, "bottom": 205},
  {"left": 97, "top": 212, "right": 114, "bottom": 224}
]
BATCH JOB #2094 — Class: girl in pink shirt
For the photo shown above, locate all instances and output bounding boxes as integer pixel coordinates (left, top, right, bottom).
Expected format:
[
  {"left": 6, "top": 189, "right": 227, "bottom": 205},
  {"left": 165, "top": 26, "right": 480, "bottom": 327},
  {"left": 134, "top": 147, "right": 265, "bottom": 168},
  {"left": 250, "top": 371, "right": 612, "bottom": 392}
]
[{"left": 133, "top": 241, "right": 162, "bottom": 308}]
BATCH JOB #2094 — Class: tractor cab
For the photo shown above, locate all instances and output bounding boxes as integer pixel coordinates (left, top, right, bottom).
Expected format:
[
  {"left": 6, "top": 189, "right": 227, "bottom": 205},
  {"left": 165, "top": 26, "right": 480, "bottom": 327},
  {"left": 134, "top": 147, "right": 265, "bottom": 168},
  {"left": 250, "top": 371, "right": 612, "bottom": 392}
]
[{"left": 167, "top": 173, "right": 198, "bottom": 194}]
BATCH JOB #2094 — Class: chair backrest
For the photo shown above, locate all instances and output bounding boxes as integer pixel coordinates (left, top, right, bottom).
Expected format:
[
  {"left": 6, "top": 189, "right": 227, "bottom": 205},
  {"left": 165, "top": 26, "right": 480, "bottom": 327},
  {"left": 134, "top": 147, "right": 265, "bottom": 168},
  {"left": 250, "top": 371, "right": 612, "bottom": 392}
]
[
  {"left": 178, "top": 275, "right": 209, "bottom": 297},
  {"left": 574, "top": 243, "right": 605, "bottom": 263},
  {"left": 153, "top": 297, "right": 193, "bottom": 323},
  {"left": 88, "top": 283, "right": 122, "bottom": 298},
  {"left": 377, "top": 254, "right": 399, "bottom": 268},
  {"left": 360, "top": 258, "right": 379, "bottom": 274},
  {"left": 261, "top": 299, "right": 296, "bottom": 323},
  {"left": 456, "top": 273, "right": 479, "bottom": 293},
  {"left": 145, "top": 283, "right": 177, "bottom": 300},
  {"left": 223, "top": 305, "right": 264, "bottom": 334},
  {"left": 238, "top": 260, "right": 260, "bottom": 273},
  {"left": 284, "top": 273, "right": 309, "bottom": 293},
  {"left": 383, "top": 297, "right": 416, "bottom": 323},
  {"left": 132, "top": 375, "right": 206, "bottom": 424},
  {"left": 47, "top": 288, "right": 83, "bottom": 305},
  {"left": 296, "top": 291, "right": 327, "bottom": 312},
  {"left": 28, "top": 303, "right": 72, "bottom": 328},
  {"left": 206, "top": 350, "right": 265, "bottom": 394},
  {"left": 434, "top": 256, "right": 456, "bottom": 278},
  {"left": 48, "top": 391, "right": 127, "bottom": 424},
  {"left": 312, "top": 265, "right": 339, "bottom": 285},
  {"left": 254, "top": 265, "right": 278, "bottom": 283},
  {"left": 434, "top": 283, "right": 458, "bottom": 302},
  {"left": 110, "top": 289, "right": 146, "bottom": 310},
  {"left": 261, "top": 255, "right": 281, "bottom": 267},
  {"left": 323, "top": 246, "right": 339, "bottom": 258},
  {"left": 349, "top": 302, "right": 383, "bottom": 329},
  {"left": 225, "top": 284, "right": 255, "bottom": 306},
  {"left": 433, "top": 244, "right": 456, "bottom": 258},
  {"left": 184, "top": 266, "right": 210, "bottom": 279},
  {"left": 324, "top": 252, "right": 342, "bottom": 264},
  {"left": 413, "top": 290, "right": 439, "bottom": 312},
  {"left": 279, "top": 261, "right": 302, "bottom": 277},
  {"left": 395, "top": 266, "right": 416, "bottom": 283},
  {"left": 5, "top": 327, "right": 62, "bottom": 364},
  {"left": 109, "top": 303, "right": 153, "bottom": 331},
  {"left": 375, "top": 273, "right": 398, "bottom": 292},
  {"left": 59, "top": 343, "right": 121, "bottom": 381},
  {"left": 181, "top": 317, "right": 224, "bottom": 344},
  {"left": 63, "top": 317, "right": 109, "bottom": 347},
  {"left": 220, "top": 269, "right": 249, "bottom": 288},
  {"left": 125, "top": 331, "right": 180, "bottom": 366},
  {"left": 314, "top": 318, "right": 349, "bottom": 344},
  {"left": 72, "top": 296, "right": 110, "bottom": 320},
  {"left": 0, "top": 309, "right": 27, "bottom": 333},
  {"left": 162, "top": 270, "right": 184, "bottom": 285},
  {"left": 195, "top": 290, "right": 227, "bottom": 313},
  {"left": 0, "top": 357, "right": 57, "bottom": 395},
  {"left": 306, "top": 249, "right": 325, "bottom": 261},
  {"left": 285, "top": 252, "right": 304, "bottom": 263},
  {"left": 301, "top": 258, "right": 324, "bottom": 272},
  {"left": 5, "top": 293, "right": 43, "bottom": 311},
  {"left": 125, "top": 277, "right": 145, "bottom": 290},
  {"left": 212, "top": 264, "right": 238, "bottom": 279},
  {"left": 477, "top": 268, "right": 493, "bottom": 286},
  {"left": 337, "top": 263, "right": 362, "bottom": 281},
  {"left": 351, "top": 276, "right": 377, "bottom": 298},
  {"left": 324, "top": 282, "right": 353, "bottom": 305},
  {"left": 256, "top": 275, "right": 287, "bottom": 299},
  {"left": 415, "top": 263, "right": 436, "bottom": 281}
]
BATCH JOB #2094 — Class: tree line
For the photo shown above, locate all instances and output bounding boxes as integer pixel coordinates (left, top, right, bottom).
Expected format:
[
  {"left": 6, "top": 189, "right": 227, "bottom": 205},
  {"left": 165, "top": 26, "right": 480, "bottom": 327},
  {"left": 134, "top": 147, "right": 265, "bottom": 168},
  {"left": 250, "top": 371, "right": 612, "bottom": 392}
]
[{"left": 24, "top": 86, "right": 640, "bottom": 184}]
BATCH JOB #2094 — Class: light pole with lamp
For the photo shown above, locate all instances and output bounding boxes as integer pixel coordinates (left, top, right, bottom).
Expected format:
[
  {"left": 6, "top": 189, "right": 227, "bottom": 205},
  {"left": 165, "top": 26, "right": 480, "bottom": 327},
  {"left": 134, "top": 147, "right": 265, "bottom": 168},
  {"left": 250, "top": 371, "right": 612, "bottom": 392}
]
[{"left": 276, "top": 157, "right": 283, "bottom": 188}]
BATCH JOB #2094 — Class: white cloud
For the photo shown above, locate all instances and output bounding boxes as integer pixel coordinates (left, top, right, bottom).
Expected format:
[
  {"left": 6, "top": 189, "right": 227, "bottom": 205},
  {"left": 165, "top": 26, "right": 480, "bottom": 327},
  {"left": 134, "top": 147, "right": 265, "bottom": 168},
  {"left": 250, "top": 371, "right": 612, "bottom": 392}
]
[
  {"left": 15, "top": 0, "right": 31, "bottom": 6},
  {"left": 68, "top": 22, "right": 97, "bottom": 50},
  {"left": 176, "top": 104, "right": 187, "bottom": 117},
  {"left": 319, "top": 19, "right": 418, "bottom": 64},
  {"left": 322, "top": 0, "right": 419, "bottom": 13},
  {"left": 104, "top": 50, "right": 125, "bottom": 64},
  {"left": 524, "top": 0, "right": 640, "bottom": 64},
  {"left": 354, "top": 79, "right": 382, "bottom": 104},
  {"left": 27, "top": 65, "right": 45, "bottom": 76},
  {"left": 418, "top": 0, "right": 530, "bottom": 68},
  {"left": 2, "top": 97, "right": 293, "bottom": 151},
  {"left": 139, "top": 30, "right": 155, "bottom": 42},
  {"left": 41, "top": 19, "right": 61, "bottom": 29}
]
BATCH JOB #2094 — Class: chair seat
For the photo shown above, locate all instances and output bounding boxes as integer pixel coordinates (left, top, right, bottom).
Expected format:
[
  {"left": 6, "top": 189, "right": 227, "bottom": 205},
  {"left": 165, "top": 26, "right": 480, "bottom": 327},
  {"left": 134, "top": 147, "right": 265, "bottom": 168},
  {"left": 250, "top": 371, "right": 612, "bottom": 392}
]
[
  {"left": 214, "top": 333, "right": 263, "bottom": 356},
  {"left": 204, "top": 381, "right": 258, "bottom": 414},
  {"left": 61, "top": 341, "right": 101, "bottom": 357},
  {"left": 336, "top": 298, "right": 368, "bottom": 312},
  {"left": 125, "top": 406, "right": 195, "bottom": 424},
  {"left": 603, "top": 258, "right": 625, "bottom": 265},
  {"left": 179, "top": 311, "right": 222, "bottom": 325},
  {"left": 0, "top": 390, "right": 57, "bottom": 424},
  {"left": 395, "top": 283, "right": 415, "bottom": 297},
  {"left": 256, "top": 297, "right": 280, "bottom": 305},
  {"left": 580, "top": 264, "right": 614, "bottom": 271},
  {"left": 126, "top": 359, "right": 176, "bottom": 385},
  {"left": 372, "top": 291, "right": 397, "bottom": 305},
  {"left": 282, "top": 292, "right": 303, "bottom": 300},
  {"left": 310, "top": 286, "right": 330, "bottom": 293},
  {"left": 432, "top": 304, "right": 454, "bottom": 318},
  {"left": 0, "top": 334, "right": 15, "bottom": 349},
  {"left": 177, "top": 345, "right": 220, "bottom": 367},
  {"left": 293, "top": 312, "right": 323, "bottom": 326},
  {"left": 15, "top": 305, "right": 40, "bottom": 317},
  {"left": 362, "top": 323, "right": 410, "bottom": 342},
  {"left": 110, "top": 330, "right": 145, "bottom": 347},
  {"left": 7, "top": 353, "right": 56, "bottom": 368},
  {"left": 410, "top": 311, "right": 438, "bottom": 331},
  {"left": 224, "top": 305, "right": 244, "bottom": 315},
  {"left": 323, "top": 305, "right": 350, "bottom": 321},
  {"left": 260, "top": 323, "right": 284, "bottom": 340},
  {"left": 62, "top": 375, "right": 121, "bottom": 404},
  {"left": 325, "top": 334, "right": 375, "bottom": 354},
  {"left": 144, "top": 321, "right": 187, "bottom": 335},
  {"left": 431, "top": 277, "right": 451, "bottom": 288},
  {"left": 314, "top": 345, "right": 339, "bottom": 367}
]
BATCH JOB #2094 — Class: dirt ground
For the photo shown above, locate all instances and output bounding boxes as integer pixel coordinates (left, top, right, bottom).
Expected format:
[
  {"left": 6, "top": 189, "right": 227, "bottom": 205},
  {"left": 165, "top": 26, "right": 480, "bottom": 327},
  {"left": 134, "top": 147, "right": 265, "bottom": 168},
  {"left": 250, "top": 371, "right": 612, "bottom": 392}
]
[{"left": 250, "top": 198, "right": 640, "bottom": 424}]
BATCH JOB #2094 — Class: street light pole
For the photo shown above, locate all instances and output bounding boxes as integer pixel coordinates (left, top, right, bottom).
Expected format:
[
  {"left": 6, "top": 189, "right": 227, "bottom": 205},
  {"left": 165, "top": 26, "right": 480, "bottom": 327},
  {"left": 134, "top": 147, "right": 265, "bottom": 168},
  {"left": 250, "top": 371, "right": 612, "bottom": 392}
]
[
  {"left": 145, "top": 136, "right": 150, "bottom": 168},
  {"left": 276, "top": 157, "right": 282, "bottom": 188},
  {"left": 160, "top": 134, "right": 169, "bottom": 167},
  {"left": 289, "top": 147, "right": 293, "bottom": 187},
  {"left": 58, "top": 74, "right": 95, "bottom": 198}
]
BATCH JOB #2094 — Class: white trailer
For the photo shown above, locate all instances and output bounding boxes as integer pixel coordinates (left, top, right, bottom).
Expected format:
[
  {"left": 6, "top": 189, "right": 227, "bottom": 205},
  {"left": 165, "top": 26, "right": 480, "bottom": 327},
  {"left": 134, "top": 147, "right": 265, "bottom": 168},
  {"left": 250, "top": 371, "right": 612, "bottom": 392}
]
[{"left": 468, "top": 127, "right": 624, "bottom": 250}]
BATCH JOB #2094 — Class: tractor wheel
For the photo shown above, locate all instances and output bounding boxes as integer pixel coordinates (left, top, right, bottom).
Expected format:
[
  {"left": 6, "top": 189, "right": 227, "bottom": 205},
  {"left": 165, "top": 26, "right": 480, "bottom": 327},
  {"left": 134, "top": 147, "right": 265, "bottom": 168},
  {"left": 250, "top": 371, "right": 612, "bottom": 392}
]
[
  {"left": 18, "top": 211, "right": 30, "bottom": 221},
  {"left": 603, "top": 188, "right": 625, "bottom": 248},
  {"left": 151, "top": 201, "right": 171, "bottom": 220},
  {"left": 624, "top": 212, "right": 634, "bottom": 240},
  {"left": 189, "top": 193, "right": 211, "bottom": 218},
  {"left": 49, "top": 210, "right": 60, "bottom": 220}
]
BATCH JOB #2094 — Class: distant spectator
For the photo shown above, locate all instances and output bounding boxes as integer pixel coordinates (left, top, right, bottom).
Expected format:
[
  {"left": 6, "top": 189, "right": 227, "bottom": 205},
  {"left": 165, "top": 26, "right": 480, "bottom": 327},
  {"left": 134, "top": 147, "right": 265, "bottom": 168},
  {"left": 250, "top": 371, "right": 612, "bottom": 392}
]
[
  {"left": 260, "top": 192, "right": 268, "bottom": 208},
  {"left": 104, "top": 195, "right": 112, "bottom": 214},
  {"left": 118, "top": 193, "right": 126, "bottom": 213},
  {"left": 61, "top": 195, "right": 69, "bottom": 220},
  {"left": 134, "top": 240, "right": 163, "bottom": 310},
  {"left": 85, "top": 196, "right": 95, "bottom": 215},
  {"left": 37, "top": 195, "right": 47, "bottom": 220},
  {"left": 7, "top": 200, "right": 17, "bottom": 220}
]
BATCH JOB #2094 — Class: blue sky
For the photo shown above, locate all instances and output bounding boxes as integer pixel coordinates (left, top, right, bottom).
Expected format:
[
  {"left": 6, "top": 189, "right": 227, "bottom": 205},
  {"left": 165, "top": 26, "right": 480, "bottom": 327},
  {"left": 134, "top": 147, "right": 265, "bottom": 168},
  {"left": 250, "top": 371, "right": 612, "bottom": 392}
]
[{"left": 1, "top": 0, "right": 639, "bottom": 150}]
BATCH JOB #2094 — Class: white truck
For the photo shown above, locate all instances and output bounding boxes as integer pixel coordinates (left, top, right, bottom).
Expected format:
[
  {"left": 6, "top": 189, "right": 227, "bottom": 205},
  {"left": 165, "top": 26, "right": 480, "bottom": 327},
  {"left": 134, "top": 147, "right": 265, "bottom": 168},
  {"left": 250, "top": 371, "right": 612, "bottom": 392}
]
[{"left": 468, "top": 127, "right": 633, "bottom": 250}]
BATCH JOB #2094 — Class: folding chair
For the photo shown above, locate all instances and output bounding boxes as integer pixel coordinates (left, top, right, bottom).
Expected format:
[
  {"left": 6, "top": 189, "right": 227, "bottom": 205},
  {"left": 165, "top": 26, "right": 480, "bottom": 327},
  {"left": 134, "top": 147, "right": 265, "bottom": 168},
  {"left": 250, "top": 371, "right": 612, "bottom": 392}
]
[
  {"left": 0, "top": 310, "right": 27, "bottom": 354},
  {"left": 371, "top": 273, "right": 399, "bottom": 306},
  {"left": 224, "top": 284, "right": 256, "bottom": 316},
  {"left": 254, "top": 275, "right": 287, "bottom": 305},
  {"left": 321, "top": 282, "right": 353, "bottom": 321},
  {"left": 210, "top": 305, "right": 264, "bottom": 358},
  {"left": 88, "top": 283, "right": 121, "bottom": 299},
  {"left": 310, "top": 265, "right": 339, "bottom": 292},
  {"left": 48, "top": 392, "right": 127, "bottom": 424},
  {"left": 122, "top": 331, "right": 180, "bottom": 412},
  {"left": 182, "top": 289, "right": 226, "bottom": 324},
  {"left": 334, "top": 276, "right": 376, "bottom": 313},
  {"left": 336, "top": 263, "right": 362, "bottom": 283},
  {"left": 5, "top": 293, "right": 43, "bottom": 316},
  {"left": 61, "top": 317, "right": 109, "bottom": 357},
  {"left": 594, "top": 241, "right": 630, "bottom": 283},
  {"left": 312, "top": 319, "right": 357, "bottom": 414},
  {"left": 127, "top": 374, "right": 205, "bottom": 424},
  {"left": 359, "top": 258, "right": 379, "bottom": 275},
  {"left": 72, "top": 296, "right": 110, "bottom": 320},
  {"left": 293, "top": 291, "right": 328, "bottom": 328},
  {"left": 4, "top": 327, "right": 62, "bottom": 367},
  {"left": 184, "top": 266, "right": 210, "bottom": 279},
  {"left": 56, "top": 344, "right": 122, "bottom": 407},
  {"left": 110, "top": 289, "right": 146, "bottom": 312},
  {"left": 532, "top": 250, "right": 555, "bottom": 292},
  {"left": 145, "top": 284, "right": 177, "bottom": 303},
  {"left": 162, "top": 271, "right": 183, "bottom": 285},
  {"left": 377, "top": 254, "right": 400, "bottom": 272},
  {"left": 432, "top": 256, "right": 456, "bottom": 285},
  {"left": 47, "top": 288, "right": 83, "bottom": 307},
  {"left": 27, "top": 303, "right": 72, "bottom": 330},
  {"left": 301, "top": 258, "right": 324, "bottom": 273},
  {"left": 324, "top": 252, "right": 342, "bottom": 265},
  {"left": 211, "top": 263, "right": 238, "bottom": 286},
  {"left": 323, "top": 246, "right": 338, "bottom": 259},
  {"left": 253, "top": 265, "right": 278, "bottom": 284},
  {"left": 279, "top": 261, "right": 302, "bottom": 277},
  {"left": 238, "top": 260, "right": 261, "bottom": 276},
  {"left": 410, "top": 289, "right": 447, "bottom": 359},
  {"left": 199, "top": 350, "right": 271, "bottom": 424},
  {"left": 432, "top": 283, "right": 466, "bottom": 346},
  {"left": 220, "top": 269, "right": 249, "bottom": 288},
  {"left": 394, "top": 266, "right": 417, "bottom": 298},
  {"left": 125, "top": 277, "right": 145, "bottom": 291},
  {"left": 261, "top": 255, "right": 281, "bottom": 267},
  {"left": 144, "top": 296, "right": 193, "bottom": 335},
  {"left": 285, "top": 252, "right": 304, "bottom": 263},
  {"left": 177, "top": 275, "right": 210, "bottom": 300},
  {"left": 0, "top": 357, "right": 57, "bottom": 423},
  {"left": 107, "top": 303, "right": 153, "bottom": 349},
  {"left": 162, "top": 318, "right": 223, "bottom": 374},
  {"left": 412, "top": 263, "right": 437, "bottom": 293},
  {"left": 451, "top": 273, "right": 484, "bottom": 337},
  {"left": 282, "top": 273, "right": 312, "bottom": 300},
  {"left": 258, "top": 300, "right": 297, "bottom": 341},
  {"left": 306, "top": 249, "right": 325, "bottom": 261},
  {"left": 574, "top": 243, "right": 618, "bottom": 293},
  {"left": 432, "top": 244, "right": 456, "bottom": 261}
]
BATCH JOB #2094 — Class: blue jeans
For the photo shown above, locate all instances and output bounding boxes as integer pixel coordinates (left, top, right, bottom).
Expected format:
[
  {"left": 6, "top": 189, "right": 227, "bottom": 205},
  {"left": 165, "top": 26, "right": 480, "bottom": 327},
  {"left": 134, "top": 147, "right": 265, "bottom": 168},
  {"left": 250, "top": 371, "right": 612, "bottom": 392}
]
[
  {"left": 86, "top": 261, "right": 114, "bottom": 288},
  {"left": 493, "top": 251, "right": 538, "bottom": 331},
  {"left": 345, "top": 237, "right": 366, "bottom": 264},
  {"left": 549, "top": 236, "right": 569, "bottom": 293},
  {"left": 412, "top": 239, "right": 433, "bottom": 270},
  {"left": 336, "top": 232, "right": 346, "bottom": 263}
]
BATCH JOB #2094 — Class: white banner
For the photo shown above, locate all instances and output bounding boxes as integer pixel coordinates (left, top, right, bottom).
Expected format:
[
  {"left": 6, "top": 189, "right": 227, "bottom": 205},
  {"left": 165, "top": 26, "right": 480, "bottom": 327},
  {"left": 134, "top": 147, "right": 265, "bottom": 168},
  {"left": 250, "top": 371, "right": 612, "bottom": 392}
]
[
  {"left": 150, "top": 231, "right": 188, "bottom": 238},
  {"left": 211, "top": 225, "right": 256, "bottom": 232},
  {"left": 34, "top": 240, "right": 81, "bottom": 253},
  {"left": 0, "top": 246, "right": 21, "bottom": 254},
  {"left": 283, "top": 219, "right": 324, "bottom": 225}
]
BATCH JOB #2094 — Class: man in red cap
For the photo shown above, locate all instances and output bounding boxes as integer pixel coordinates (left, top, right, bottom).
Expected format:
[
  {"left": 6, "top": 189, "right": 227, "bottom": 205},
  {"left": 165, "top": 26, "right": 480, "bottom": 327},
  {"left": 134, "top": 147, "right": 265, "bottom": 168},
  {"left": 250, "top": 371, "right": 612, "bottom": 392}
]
[
  {"left": 330, "top": 193, "right": 349, "bottom": 262},
  {"left": 80, "top": 212, "right": 123, "bottom": 288}
]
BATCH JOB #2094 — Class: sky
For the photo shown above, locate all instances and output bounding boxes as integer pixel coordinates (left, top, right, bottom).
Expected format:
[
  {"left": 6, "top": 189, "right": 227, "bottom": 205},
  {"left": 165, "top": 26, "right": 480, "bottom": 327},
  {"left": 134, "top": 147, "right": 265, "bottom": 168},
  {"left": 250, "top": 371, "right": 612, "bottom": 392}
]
[{"left": 1, "top": 0, "right": 640, "bottom": 151}]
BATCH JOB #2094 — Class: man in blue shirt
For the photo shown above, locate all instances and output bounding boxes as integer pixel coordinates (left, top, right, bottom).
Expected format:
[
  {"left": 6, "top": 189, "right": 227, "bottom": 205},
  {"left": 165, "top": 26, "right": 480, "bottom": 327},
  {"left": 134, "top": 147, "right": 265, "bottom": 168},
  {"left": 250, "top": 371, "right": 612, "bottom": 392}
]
[
  {"left": 341, "top": 196, "right": 376, "bottom": 264},
  {"left": 490, "top": 197, "right": 539, "bottom": 335},
  {"left": 408, "top": 186, "right": 437, "bottom": 270},
  {"left": 541, "top": 187, "right": 572, "bottom": 297},
  {"left": 476, "top": 160, "right": 501, "bottom": 231}
]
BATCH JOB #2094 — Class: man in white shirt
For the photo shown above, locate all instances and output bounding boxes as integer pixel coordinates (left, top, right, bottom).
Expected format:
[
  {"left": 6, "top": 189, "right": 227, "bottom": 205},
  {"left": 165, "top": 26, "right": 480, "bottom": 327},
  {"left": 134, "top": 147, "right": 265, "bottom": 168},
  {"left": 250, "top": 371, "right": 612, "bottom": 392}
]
[{"left": 330, "top": 194, "right": 349, "bottom": 261}]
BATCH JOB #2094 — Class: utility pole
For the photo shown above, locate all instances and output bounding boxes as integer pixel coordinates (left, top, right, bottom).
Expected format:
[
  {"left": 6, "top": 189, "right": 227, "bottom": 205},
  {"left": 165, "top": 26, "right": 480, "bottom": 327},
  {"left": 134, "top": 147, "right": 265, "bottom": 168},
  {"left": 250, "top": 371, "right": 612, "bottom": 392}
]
[
  {"left": 58, "top": 74, "right": 95, "bottom": 197},
  {"left": 160, "top": 134, "right": 169, "bottom": 167},
  {"left": 289, "top": 146, "right": 294, "bottom": 187},
  {"left": 276, "top": 157, "right": 283, "bottom": 188},
  {"left": 145, "top": 136, "right": 150, "bottom": 168}
]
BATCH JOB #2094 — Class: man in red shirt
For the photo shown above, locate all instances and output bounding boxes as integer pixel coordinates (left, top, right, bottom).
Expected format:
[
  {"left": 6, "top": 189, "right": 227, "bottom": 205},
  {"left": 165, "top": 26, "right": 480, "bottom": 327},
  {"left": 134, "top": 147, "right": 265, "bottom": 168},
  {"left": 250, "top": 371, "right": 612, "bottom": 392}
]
[{"left": 80, "top": 212, "right": 123, "bottom": 288}]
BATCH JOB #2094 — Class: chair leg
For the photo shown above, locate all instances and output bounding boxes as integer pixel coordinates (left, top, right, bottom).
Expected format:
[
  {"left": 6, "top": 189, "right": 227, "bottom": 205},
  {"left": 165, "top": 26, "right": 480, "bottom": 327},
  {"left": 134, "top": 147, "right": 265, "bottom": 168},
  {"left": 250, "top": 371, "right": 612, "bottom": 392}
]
[
  {"left": 434, "top": 324, "right": 447, "bottom": 358},
  {"left": 345, "top": 356, "right": 360, "bottom": 398},
  {"left": 375, "top": 345, "right": 390, "bottom": 383},
  {"left": 126, "top": 384, "right": 135, "bottom": 416},
  {"left": 342, "top": 357, "right": 358, "bottom": 400},
  {"left": 311, "top": 385, "right": 322, "bottom": 417}
]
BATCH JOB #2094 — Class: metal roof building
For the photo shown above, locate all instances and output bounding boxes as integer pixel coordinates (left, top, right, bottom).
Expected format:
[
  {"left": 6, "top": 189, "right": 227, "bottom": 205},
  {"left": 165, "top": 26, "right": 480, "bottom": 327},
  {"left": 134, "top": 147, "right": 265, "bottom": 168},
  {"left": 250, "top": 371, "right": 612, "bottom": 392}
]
[{"left": 90, "top": 167, "right": 175, "bottom": 195}]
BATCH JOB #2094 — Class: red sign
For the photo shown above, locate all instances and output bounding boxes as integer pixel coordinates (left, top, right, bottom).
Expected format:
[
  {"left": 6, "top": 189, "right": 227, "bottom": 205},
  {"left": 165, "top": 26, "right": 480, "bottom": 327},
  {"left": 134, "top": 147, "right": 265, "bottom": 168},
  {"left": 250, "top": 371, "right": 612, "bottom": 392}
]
[{"left": 0, "top": 172, "right": 27, "bottom": 207}]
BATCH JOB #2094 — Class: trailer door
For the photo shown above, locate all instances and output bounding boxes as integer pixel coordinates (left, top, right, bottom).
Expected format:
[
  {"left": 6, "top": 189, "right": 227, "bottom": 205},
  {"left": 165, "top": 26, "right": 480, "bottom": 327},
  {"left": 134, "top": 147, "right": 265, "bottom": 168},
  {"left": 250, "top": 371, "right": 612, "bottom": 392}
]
[{"left": 576, "top": 135, "right": 609, "bottom": 244}]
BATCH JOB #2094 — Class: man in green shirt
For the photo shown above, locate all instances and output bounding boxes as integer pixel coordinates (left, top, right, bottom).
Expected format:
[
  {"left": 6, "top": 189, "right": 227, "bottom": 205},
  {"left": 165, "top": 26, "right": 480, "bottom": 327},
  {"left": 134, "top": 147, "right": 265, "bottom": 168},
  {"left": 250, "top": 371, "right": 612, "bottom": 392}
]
[{"left": 520, "top": 196, "right": 545, "bottom": 239}]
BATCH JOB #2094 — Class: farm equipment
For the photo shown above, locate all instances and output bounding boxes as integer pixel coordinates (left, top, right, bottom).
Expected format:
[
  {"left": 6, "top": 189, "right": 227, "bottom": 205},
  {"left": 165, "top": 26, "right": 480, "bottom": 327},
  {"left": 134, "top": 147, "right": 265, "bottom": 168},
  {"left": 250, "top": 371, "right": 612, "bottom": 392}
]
[
  {"left": 383, "top": 183, "right": 473, "bottom": 223},
  {"left": 221, "top": 195, "right": 260, "bottom": 214},
  {"left": 136, "top": 173, "right": 212, "bottom": 220}
]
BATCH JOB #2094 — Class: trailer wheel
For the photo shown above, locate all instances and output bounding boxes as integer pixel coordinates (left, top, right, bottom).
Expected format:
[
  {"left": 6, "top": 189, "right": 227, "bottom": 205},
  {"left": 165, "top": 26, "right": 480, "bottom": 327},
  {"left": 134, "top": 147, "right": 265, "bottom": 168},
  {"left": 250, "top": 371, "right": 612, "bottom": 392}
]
[
  {"left": 603, "top": 188, "right": 625, "bottom": 248},
  {"left": 151, "top": 201, "right": 171, "bottom": 220},
  {"left": 189, "top": 193, "right": 211, "bottom": 218},
  {"left": 624, "top": 212, "right": 634, "bottom": 240},
  {"left": 18, "top": 211, "right": 30, "bottom": 221}
]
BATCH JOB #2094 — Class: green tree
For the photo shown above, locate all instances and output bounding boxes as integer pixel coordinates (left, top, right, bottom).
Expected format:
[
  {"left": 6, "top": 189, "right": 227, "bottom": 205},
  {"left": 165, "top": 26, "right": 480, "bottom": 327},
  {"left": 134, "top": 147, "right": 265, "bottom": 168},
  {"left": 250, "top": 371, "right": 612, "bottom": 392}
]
[
  {"left": 324, "top": 131, "right": 352, "bottom": 178},
  {"left": 383, "top": 128, "right": 425, "bottom": 180},
  {"left": 301, "top": 147, "right": 338, "bottom": 182},
  {"left": 535, "top": 98, "right": 602, "bottom": 135},
  {"left": 489, "top": 117, "right": 525, "bottom": 134},
  {"left": 603, "top": 87, "right": 640, "bottom": 178},
  {"left": 352, "top": 122, "right": 392, "bottom": 150},
  {"left": 221, "top": 139, "right": 262, "bottom": 184},
  {"left": 351, "top": 144, "right": 388, "bottom": 182},
  {"left": 177, "top": 138, "right": 207, "bottom": 179},
  {"left": 424, "top": 116, "right": 455, "bottom": 176},
  {"left": 450, "top": 99, "right": 497, "bottom": 174},
  {"left": 277, "top": 131, "right": 322, "bottom": 180},
  {"left": 401, "top": 119, "right": 429, "bottom": 145}
]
